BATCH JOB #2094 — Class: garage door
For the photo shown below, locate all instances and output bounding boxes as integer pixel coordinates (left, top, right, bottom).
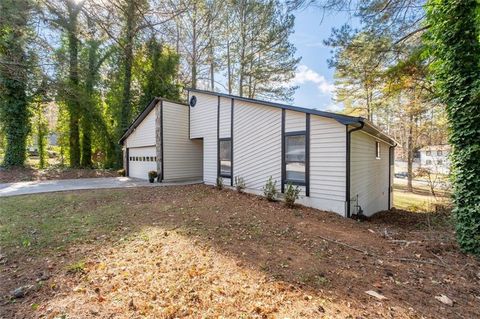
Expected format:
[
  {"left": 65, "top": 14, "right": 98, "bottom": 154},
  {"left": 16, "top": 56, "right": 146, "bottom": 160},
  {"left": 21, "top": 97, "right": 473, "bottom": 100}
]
[{"left": 128, "top": 147, "right": 157, "bottom": 180}]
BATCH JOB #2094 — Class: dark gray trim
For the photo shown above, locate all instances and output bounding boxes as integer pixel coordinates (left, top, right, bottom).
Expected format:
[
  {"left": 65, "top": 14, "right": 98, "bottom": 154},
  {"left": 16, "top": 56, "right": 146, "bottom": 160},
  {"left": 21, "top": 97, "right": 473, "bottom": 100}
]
[
  {"left": 306, "top": 114, "right": 310, "bottom": 197},
  {"left": 281, "top": 109, "right": 285, "bottom": 193},
  {"left": 186, "top": 88, "right": 396, "bottom": 146},
  {"left": 125, "top": 148, "right": 129, "bottom": 177},
  {"left": 230, "top": 98, "right": 234, "bottom": 186},
  {"left": 388, "top": 145, "right": 394, "bottom": 209},
  {"left": 283, "top": 130, "right": 308, "bottom": 187},
  {"left": 160, "top": 100, "right": 164, "bottom": 182},
  {"left": 187, "top": 88, "right": 359, "bottom": 124},
  {"left": 218, "top": 138, "right": 232, "bottom": 178},
  {"left": 118, "top": 97, "right": 188, "bottom": 145},
  {"left": 187, "top": 91, "right": 190, "bottom": 139},
  {"left": 217, "top": 96, "right": 220, "bottom": 180},
  {"left": 346, "top": 123, "right": 365, "bottom": 218},
  {"left": 285, "top": 130, "right": 306, "bottom": 136}
]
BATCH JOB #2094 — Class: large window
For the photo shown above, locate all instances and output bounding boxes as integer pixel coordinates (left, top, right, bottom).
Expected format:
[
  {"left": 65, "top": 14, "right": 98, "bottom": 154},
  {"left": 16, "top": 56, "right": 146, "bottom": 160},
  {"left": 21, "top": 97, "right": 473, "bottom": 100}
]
[
  {"left": 285, "top": 133, "right": 306, "bottom": 184},
  {"left": 219, "top": 139, "right": 231, "bottom": 177}
]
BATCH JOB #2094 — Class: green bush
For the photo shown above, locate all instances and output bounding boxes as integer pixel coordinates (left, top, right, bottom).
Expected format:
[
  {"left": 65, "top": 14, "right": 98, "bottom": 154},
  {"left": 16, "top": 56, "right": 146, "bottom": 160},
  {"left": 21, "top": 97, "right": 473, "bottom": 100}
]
[
  {"left": 284, "top": 183, "right": 300, "bottom": 208},
  {"left": 148, "top": 171, "right": 158, "bottom": 182},
  {"left": 234, "top": 176, "right": 246, "bottom": 193},
  {"left": 263, "top": 176, "right": 277, "bottom": 201},
  {"left": 216, "top": 176, "right": 224, "bottom": 190}
]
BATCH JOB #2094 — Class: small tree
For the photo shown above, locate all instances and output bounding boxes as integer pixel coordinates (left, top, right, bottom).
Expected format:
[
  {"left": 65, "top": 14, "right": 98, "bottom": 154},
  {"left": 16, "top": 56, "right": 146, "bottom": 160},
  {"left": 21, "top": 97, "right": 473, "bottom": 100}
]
[
  {"left": 284, "top": 183, "right": 300, "bottom": 208},
  {"left": 234, "top": 176, "right": 245, "bottom": 193},
  {"left": 263, "top": 176, "right": 278, "bottom": 201},
  {"left": 216, "top": 176, "right": 224, "bottom": 190}
]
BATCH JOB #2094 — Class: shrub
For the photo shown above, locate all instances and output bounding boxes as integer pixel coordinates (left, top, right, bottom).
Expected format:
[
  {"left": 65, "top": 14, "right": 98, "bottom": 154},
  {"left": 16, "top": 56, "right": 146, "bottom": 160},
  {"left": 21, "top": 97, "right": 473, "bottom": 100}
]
[
  {"left": 284, "top": 182, "right": 300, "bottom": 208},
  {"left": 263, "top": 176, "right": 277, "bottom": 201},
  {"left": 117, "top": 169, "right": 126, "bottom": 177},
  {"left": 216, "top": 176, "right": 224, "bottom": 190},
  {"left": 234, "top": 176, "right": 246, "bottom": 193},
  {"left": 148, "top": 171, "right": 158, "bottom": 183}
]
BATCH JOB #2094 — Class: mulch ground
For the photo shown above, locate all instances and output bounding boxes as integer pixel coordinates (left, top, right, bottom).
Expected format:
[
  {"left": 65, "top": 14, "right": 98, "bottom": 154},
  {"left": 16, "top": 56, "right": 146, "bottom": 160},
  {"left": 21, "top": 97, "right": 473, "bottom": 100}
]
[
  {"left": 0, "top": 166, "right": 118, "bottom": 183},
  {"left": 0, "top": 185, "right": 478, "bottom": 318}
]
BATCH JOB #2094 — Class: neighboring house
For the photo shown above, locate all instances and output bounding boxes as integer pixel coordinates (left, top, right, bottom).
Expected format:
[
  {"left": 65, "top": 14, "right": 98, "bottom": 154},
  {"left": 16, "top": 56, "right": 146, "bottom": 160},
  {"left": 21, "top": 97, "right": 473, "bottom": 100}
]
[
  {"left": 119, "top": 89, "right": 396, "bottom": 218},
  {"left": 418, "top": 145, "right": 451, "bottom": 174}
]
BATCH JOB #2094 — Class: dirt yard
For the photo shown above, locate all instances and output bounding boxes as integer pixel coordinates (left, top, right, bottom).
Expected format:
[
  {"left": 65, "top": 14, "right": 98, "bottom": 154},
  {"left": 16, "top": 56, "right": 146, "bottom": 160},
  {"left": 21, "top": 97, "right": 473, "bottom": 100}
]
[
  {"left": 0, "top": 185, "right": 478, "bottom": 318},
  {"left": 0, "top": 166, "right": 118, "bottom": 183}
]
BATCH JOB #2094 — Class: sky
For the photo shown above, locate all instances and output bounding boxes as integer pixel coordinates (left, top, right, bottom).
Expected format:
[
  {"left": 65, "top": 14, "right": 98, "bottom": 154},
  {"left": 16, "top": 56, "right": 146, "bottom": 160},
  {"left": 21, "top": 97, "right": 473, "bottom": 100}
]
[{"left": 290, "top": 7, "right": 359, "bottom": 112}]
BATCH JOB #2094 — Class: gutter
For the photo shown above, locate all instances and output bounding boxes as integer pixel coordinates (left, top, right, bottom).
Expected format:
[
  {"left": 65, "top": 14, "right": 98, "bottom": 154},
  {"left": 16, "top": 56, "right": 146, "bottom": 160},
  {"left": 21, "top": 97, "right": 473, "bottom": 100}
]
[
  {"left": 346, "top": 121, "right": 364, "bottom": 218},
  {"left": 387, "top": 143, "right": 397, "bottom": 210}
]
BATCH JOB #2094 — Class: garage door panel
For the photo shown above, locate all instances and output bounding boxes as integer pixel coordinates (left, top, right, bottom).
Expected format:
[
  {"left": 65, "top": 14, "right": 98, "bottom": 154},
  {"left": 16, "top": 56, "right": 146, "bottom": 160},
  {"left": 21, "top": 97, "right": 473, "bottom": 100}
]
[{"left": 128, "top": 147, "right": 157, "bottom": 180}]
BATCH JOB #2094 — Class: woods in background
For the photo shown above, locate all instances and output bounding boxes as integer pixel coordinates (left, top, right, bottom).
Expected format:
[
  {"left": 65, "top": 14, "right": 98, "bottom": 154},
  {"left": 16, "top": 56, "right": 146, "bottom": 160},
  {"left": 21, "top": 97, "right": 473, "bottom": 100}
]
[{"left": 0, "top": 0, "right": 299, "bottom": 168}]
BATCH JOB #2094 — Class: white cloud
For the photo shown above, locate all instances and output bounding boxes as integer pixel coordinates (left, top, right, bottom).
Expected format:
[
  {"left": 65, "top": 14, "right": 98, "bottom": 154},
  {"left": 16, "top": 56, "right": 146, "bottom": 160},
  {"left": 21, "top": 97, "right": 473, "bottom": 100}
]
[{"left": 291, "top": 65, "right": 335, "bottom": 95}]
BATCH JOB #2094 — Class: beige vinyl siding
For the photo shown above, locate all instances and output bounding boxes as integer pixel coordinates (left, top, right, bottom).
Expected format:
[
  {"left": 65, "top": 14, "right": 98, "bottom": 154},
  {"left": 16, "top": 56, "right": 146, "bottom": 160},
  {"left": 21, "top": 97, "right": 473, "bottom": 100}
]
[
  {"left": 189, "top": 93, "right": 218, "bottom": 184},
  {"left": 125, "top": 106, "right": 156, "bottom": 148},
  {"left": 162, "top": 101, "right": 203, "bottom": 181},
  {"left": 219, "top": 97, "right": 231, "bottom": 138},
  {"left": 234, "top": 100, "right": 282, "bottom": 190},
  {"left": 285, "top": 110, "right": 306, "bottom": 132},
  {"left": 306, "top": 115, "right": 346, "bottom": 215},
  {"left": 350, "top": 131, "right": 390, "bottom": 216}
]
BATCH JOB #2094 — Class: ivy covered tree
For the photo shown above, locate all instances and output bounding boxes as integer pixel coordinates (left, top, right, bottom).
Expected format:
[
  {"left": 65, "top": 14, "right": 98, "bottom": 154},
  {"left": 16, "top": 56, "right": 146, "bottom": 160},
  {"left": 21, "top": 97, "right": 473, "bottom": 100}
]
[
  {"left": 138, "top": 37, "right": 181, "bottom": 107},
  {"left": 0, "top": 0, "right": 33, "bottom": 166},
  {"left": 425, "top": 0, "right": 480, "bottom": 255}
]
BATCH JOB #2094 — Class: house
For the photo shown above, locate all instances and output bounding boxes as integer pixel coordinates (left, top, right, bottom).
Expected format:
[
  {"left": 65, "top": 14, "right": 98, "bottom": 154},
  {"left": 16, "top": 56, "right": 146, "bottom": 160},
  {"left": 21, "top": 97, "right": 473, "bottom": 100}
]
[
  {"left": 418, "top": 145, "right": 451, "bottom": 174},
  {"left": 119, "top": 89, "right": 396, "bottom": 218}
]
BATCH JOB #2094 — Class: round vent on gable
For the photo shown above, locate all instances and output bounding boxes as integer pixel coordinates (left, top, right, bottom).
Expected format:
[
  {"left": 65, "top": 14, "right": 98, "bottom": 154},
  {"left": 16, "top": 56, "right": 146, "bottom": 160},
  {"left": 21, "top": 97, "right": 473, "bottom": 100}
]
[{"left": 189, "top": 95, "right": 197, "bottom": 107}]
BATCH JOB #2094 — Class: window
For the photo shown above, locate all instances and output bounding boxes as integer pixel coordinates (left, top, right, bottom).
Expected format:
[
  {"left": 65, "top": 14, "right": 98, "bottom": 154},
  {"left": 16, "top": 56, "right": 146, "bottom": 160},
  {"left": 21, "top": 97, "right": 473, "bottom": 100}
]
[
  {"left": 437, "top": 160, "right": 443, "bottom": 165},
  {"left": 437, "top": 150, "right": 442, "bottom": 156},
  {"left": 285, "top": 133, "right": 306, "bottom": 183},
  {"left": 426, "top": 159, "right": 432, "bottom": 165},
  {"left": 426, "top": 151, "right": 431, "bottom": 156},
  {"left": 219, "top": 139, "right": 231, "bottom": 177},
  {"left": 375, "top": 141, "right": 381, "bottom": 159}
]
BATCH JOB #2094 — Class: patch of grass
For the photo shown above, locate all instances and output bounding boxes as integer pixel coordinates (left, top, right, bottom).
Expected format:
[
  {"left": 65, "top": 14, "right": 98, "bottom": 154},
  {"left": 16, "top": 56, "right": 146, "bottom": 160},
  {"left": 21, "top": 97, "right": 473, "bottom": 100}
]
[
  {"left": 394, "top": 190, "right": 437, "bottom": 212},
  {"left": 66, "top": 261, "right": 86, "bottom": 274},
  {"left": 0, "top": 191, "right": 134, "bottom": 255}
]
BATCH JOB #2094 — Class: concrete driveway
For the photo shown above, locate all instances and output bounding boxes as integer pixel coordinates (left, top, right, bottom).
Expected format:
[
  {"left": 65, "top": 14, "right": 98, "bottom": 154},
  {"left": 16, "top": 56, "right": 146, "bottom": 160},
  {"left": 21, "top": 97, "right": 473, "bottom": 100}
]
[{"left": 0, "top": 177, "right": 201, "bottom": 197}]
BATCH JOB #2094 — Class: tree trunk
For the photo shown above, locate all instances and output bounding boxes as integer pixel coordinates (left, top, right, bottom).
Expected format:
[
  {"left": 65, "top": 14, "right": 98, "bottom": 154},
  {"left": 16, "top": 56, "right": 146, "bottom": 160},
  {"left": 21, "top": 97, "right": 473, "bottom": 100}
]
[
  {"left": 67, "top": 8, "right": 81, "bottom": 167},
  {"left": 191, "top": 2, "right": 197, "bottom": 89},
  {"left": 81, "top": 21, "right": 97, "bottom": 168},
  {"left": 0, "top": 20, "right": 29, "bottom": 167},
  {"left": 118, "top": 0, "right": 136, "bottom": 166},
  {"left": 407, "top": 113, "right": 414, "bottom": 192}
]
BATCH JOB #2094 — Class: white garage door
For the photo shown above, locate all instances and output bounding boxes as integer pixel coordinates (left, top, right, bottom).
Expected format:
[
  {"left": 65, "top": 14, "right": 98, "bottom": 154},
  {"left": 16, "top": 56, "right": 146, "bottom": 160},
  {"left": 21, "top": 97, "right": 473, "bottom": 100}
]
[{"left": 128, "top": 147, "right": 157, "bottom": 180}]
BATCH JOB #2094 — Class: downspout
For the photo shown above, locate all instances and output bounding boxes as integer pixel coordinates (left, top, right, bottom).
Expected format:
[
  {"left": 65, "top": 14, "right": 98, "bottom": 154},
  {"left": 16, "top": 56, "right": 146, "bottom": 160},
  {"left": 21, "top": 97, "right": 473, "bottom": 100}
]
[
  {"left": 346, "top": 121, "right": 365, "bottom": 218},
  {"left": 388, "top": 143, "right": 397, "bottom": 209}
]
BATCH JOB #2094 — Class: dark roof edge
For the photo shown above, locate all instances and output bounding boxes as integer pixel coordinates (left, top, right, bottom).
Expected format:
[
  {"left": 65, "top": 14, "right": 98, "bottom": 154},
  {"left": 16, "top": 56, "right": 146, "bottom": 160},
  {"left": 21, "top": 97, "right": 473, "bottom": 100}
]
[
  {"left": 119, "top": 97, "right": 187, "bottom": 145},
  {"left": 187, "top": 88, "right": 361, "bottom": 125},
  {"left": 187, "top": 88, "right": 396, "bottom": 146}
]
